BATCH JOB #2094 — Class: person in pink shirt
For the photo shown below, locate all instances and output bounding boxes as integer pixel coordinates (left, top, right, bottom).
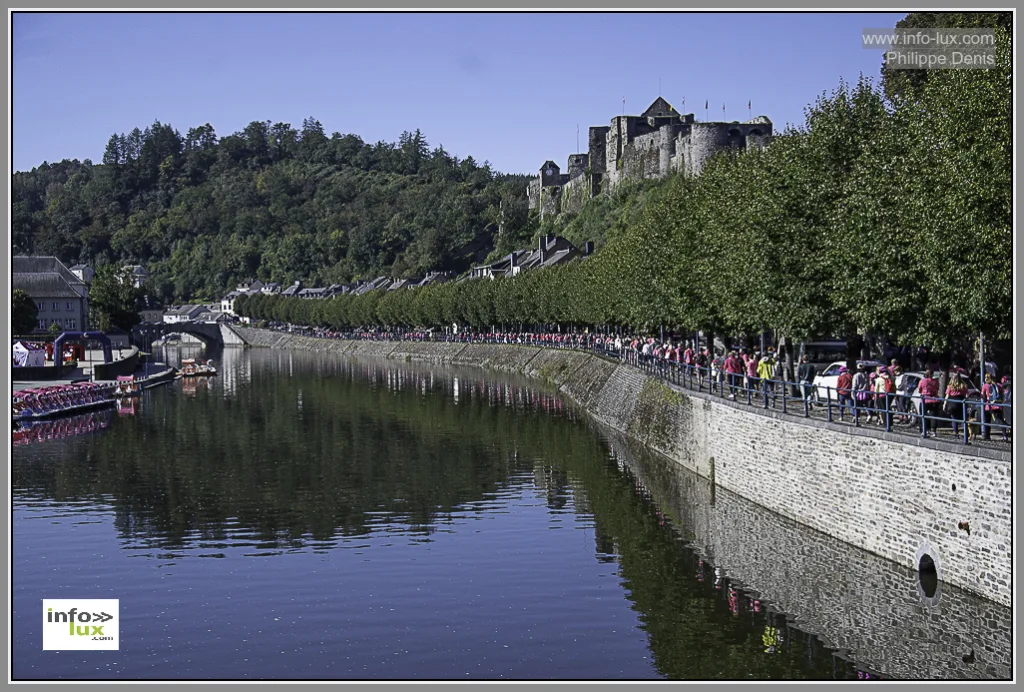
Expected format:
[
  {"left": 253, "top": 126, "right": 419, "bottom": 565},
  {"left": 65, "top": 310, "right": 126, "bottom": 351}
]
[
  {"left": 746, "top": 352, "right": 760, "bottom": 395},
  {"left": 724, "top": 350, "right": 743, "bottom": 399},
  {"left": 981, "top": 373, "right": 1006, "bottom": 441},
  {"left": 916, "top": 370, "right": 941, "bottom": 437}
]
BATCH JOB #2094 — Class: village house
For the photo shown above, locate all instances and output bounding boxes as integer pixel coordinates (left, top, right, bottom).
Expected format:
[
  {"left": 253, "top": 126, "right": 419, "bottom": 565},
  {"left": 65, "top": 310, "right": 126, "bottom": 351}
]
[{"left": 13, "top": 256, "right": 90, "bottom": 333}]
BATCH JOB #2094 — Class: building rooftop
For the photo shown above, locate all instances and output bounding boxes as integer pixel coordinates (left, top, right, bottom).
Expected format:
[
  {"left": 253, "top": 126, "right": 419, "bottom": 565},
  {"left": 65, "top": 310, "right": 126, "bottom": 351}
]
[
  {"left": 13, "top": 257, "right": 87, "bottom": 299},
  {"left": 13, "top": 273, "right": 84, "bottom": 298}
]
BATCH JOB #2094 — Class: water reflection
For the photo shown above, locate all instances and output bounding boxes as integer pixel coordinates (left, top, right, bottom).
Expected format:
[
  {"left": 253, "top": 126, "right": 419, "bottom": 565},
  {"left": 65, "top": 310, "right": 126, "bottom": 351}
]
[
  {"left": 11, "top": 349, "right": 1010, "bottom": 680},
  {"left": 12, "top": 409, "right": 114, "bottom": 446}
]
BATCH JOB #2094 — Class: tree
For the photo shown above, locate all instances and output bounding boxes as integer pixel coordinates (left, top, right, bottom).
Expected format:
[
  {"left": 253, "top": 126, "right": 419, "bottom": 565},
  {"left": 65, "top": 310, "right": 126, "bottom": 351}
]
[
  {"left": 89, "top": 264, "right": 143, "bottom": 332},
  {"left": 12, "top": 289, "right": 39, "bottom": 335},
  {"left": 882, "top": 12, "right": 1012, "bottom": 102}
]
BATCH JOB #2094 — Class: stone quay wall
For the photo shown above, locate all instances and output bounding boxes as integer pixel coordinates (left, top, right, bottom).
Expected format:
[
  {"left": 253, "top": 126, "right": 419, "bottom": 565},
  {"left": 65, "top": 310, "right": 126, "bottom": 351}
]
[
  {"left": 233, "top": 329, "right": 1011, "bottom": 607},
  {"left": 605, "top": 432, "right": 1010, "bottom": 680}
]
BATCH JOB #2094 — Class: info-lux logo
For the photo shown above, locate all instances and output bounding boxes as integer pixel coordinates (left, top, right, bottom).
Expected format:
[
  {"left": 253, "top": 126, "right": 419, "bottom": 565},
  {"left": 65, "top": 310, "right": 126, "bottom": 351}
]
[{"left": 42, "top": 599, "right": 119, "bottom": 651}]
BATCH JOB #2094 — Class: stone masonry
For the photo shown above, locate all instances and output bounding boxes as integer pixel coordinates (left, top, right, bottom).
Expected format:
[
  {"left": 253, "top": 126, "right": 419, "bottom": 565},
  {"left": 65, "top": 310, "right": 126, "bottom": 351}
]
[
  {"left": 607, "top": 432, "right": 1010, "bottom": 679},
  {"left": 527, "top": 97, "right": 774, "bottom": 214},
  {"left": 233, "top": 329, "right": 1011, "bottom": 608}
]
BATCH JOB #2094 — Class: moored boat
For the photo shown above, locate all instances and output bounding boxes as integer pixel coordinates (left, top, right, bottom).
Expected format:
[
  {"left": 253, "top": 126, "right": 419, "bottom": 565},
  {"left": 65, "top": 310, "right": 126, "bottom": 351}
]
[
  {"left": 181, "top": 358, "right": 217, "bottom": 377},
  {"left": 114, "top": 375, "right": 142, "bottom": 397},
  {"left": 12, "top": 382, "right": 115, "bottom": 421}
]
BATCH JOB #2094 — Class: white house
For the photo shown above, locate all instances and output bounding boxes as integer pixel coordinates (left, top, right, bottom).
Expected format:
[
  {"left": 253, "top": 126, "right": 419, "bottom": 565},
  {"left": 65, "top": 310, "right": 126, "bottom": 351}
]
[
  {"left": 221, "top": 291, "right": 242, "bottom": 315},
  {"left": 163, "top": 305, "right": 207, "bottom": 324},
  {"left": 124, "top": 264, "right": 150, "bottom": 289}
]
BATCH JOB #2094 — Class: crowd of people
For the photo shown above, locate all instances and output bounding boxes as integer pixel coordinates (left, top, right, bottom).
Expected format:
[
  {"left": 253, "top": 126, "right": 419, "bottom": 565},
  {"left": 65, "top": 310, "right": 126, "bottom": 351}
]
[{"left": 266, "top": 323, "right": 1011, "bottom": 443}]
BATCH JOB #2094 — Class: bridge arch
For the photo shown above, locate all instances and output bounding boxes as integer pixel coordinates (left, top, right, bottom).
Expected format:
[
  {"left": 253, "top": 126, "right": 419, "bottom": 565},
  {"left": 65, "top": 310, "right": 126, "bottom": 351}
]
[{"left": 132, "top": 322, "right": 226, "bottom": 349}]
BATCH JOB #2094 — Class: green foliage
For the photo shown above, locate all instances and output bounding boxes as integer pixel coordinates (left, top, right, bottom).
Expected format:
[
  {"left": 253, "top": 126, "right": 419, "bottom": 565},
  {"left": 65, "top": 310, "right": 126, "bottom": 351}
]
[
  {"left": 881, "top": 12, "right": 1012, "bottom": 102},
  {"left": 89, "top": 264, "right": 144, "bottom": 333},
  {"left": 12, "top": 289, "right": 38, "bottom": 335},
  {"left": 236, "top": 35, "right": 1010, "bottom": 350},
  {"left": 14, "top": 122, "right": 530, "bottom": 303},
  {"left": 16, "top": 17, "right": 1011, "bottom": 349}
]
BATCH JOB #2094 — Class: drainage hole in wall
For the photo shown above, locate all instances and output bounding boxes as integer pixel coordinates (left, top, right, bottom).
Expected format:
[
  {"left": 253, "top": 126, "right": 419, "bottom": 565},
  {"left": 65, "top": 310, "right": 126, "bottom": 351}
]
[
  {"left": 918, "top": 554, "right": 938, "bottom": 598},
  {"left": 951, "top": 483, "right": 956, "bottom": 491}
]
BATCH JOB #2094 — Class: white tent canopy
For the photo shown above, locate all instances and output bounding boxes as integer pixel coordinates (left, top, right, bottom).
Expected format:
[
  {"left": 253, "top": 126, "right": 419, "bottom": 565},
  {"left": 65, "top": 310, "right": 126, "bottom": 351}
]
[{"left": 12, "top": 341, "right": 46, "bottom": 368}]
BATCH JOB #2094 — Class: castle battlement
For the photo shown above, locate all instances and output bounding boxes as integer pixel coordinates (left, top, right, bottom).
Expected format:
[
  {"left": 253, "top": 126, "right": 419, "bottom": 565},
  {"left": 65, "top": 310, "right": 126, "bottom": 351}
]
[{"left": 528, "top": 97, "right": 773, "bottom": 216}]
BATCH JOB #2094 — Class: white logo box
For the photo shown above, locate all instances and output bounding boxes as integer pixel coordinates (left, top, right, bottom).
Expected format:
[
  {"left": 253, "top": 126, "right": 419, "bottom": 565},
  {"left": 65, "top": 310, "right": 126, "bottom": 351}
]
[{"left": 42, "top": 599, "right": 119, "bottom": 651}]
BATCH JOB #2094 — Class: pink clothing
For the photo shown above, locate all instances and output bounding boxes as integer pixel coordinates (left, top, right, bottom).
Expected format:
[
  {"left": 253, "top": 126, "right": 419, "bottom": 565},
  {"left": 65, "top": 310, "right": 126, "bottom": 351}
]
[
  {"left": 982, "top": 382, "right": 1002, "bottom": 412},
  {"left": 917, "top": 377, "right": 939, "bottom": 403}
]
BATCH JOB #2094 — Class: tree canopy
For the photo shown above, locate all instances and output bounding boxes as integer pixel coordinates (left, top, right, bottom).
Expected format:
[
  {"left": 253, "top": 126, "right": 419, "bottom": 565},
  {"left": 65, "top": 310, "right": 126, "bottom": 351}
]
[
  {"left": 13, "top": 122, "right": 533, "bottom": 302},
  {"left": 237, "top": 28, "right": 1011, "bottom": 351},
  {"left": 12, "top": 289, "right": 39, "bottom": 335},
  {"left": 15, "top": 13, "right": 1011, "bottom": 352},
  {"left": 89, "top": 265, "right": 144, "bottom": 333}
]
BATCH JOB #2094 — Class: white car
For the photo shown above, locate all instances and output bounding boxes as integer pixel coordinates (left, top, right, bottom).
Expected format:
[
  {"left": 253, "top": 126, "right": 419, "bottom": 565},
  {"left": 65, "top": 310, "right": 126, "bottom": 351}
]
[
  {"left": 899, "top": 371, "right": 982, "bottom": 422},
  {"left": 812, "top": 360, "right": 884, "bottom": 402}
]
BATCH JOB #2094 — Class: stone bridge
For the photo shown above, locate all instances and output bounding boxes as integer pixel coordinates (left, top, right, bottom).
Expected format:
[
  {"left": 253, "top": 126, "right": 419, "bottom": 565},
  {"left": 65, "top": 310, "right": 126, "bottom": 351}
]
[{"left": 132, "top": 322, "right": 247, "bottom": 348}]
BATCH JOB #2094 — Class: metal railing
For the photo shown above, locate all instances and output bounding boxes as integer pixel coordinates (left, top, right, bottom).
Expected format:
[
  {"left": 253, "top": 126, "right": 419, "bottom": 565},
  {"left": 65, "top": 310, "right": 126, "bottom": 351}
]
[
  {"left": 263, "top": 325, "right": 1012, "bottom": 448},
  {"left": 618, "top": 351, "right": 1012, "bottom": 446}
]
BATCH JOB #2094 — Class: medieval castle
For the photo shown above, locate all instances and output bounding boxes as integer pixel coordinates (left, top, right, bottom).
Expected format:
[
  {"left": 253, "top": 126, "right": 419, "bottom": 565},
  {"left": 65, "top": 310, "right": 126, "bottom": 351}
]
[{"left": 527, "top": 97, "right": 773, "bottom": 217}]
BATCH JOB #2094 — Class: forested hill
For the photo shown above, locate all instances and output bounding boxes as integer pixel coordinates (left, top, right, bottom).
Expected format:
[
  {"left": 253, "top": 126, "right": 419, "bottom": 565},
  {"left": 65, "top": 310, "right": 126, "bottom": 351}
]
[{"left": 12, "top": 120, "right": 534, "bottom": 301}]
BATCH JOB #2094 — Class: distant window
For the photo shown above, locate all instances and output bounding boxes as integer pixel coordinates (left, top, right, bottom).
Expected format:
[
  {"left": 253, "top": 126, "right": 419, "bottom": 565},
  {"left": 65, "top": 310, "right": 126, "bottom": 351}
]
[
  {"left": 66, "top": 319, "right": 76, "bottom": 330},
  {"left": 66, "top": 302, "right": 73, "bottom": 311},
  {"left": 53, "top": 302, "right": 59, "bottom": 311},
  {"left": 38, "top": 302, "right": 45, "bottom": 312},
  {"left": 38, "top": 319, "right": 46, "bottom": 330}
]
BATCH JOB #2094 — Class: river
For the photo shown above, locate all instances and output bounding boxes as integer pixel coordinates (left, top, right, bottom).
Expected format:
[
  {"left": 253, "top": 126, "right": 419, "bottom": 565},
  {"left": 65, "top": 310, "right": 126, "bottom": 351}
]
[{"left": 11, "top": 346, "right": 1011, "bottom": 680}]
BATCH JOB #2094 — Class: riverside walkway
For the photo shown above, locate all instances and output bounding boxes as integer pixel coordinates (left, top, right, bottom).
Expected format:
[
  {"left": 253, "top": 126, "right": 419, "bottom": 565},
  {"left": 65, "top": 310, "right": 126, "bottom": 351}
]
[{"left": 249, "top": 327, "right": 1012, "bottom": 462}]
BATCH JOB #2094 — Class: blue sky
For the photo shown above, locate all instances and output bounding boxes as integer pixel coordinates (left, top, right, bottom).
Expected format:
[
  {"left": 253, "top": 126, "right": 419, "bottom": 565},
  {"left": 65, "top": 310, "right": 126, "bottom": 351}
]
[{"left": 13, "top": 11, "right": 906, "bottom": 175}]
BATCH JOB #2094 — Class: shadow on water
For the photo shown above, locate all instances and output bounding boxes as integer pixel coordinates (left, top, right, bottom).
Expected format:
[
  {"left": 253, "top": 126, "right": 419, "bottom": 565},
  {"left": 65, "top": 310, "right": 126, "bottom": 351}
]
[{"left": 12, "top": 348, "right": 1011, "bottom": 680}]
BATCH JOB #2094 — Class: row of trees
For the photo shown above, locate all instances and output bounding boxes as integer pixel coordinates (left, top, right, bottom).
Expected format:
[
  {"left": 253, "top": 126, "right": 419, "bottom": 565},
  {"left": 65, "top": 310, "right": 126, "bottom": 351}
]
[{"left": 236, "top": 29, "right": 1011, "bottom": 352}]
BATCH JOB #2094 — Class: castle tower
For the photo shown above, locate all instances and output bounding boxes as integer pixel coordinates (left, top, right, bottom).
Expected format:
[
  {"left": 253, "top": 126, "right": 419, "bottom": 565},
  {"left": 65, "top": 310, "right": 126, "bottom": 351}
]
[
  {"left": 567, "top": 154, "right": 588, "bottom": 179},
  {"left": 540, "top": 160, "right": 561, "bottom": 187},
  {"left": 658, "top": 125, "right": 675, "bottom": 176},
  {"left": 537, "top": 161, "right": 563, "bottom": 219},
  {"left": 684, "top": 123, "right": 734, "bottom": 177},
  {"left": 588, "top": 126, "right": 610, "bottom": 172}
]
